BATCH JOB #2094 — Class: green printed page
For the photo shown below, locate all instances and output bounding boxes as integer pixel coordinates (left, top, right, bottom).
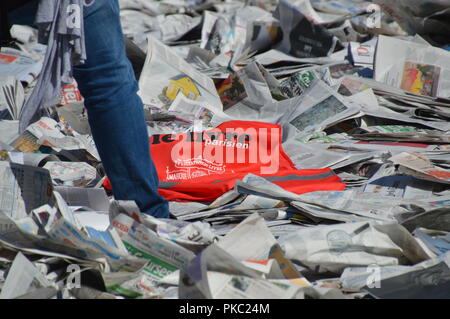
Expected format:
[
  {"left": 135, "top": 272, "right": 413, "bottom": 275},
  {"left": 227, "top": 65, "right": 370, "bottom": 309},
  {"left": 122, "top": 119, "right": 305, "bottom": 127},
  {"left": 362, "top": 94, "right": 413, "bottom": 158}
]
[{"left": 123, "top": 241, "right": 178, "bottom": 280}]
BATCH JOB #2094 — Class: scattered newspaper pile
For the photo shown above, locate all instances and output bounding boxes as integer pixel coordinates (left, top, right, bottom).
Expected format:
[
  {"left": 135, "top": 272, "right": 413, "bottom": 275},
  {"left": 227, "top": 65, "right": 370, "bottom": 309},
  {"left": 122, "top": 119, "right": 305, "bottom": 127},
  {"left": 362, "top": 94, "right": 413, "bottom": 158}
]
[{"left": 1, "top": 0, "right": 450, "bottom": 299}]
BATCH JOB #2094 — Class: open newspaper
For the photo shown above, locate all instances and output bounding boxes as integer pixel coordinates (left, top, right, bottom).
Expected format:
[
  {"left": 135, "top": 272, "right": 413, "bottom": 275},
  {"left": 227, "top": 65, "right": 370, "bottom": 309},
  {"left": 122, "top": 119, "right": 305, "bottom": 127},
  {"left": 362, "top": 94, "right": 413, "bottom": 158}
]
[
  {"left": 111, "top": 213, "right": 195, "bottom": 282},
  {"left": 280, "top": 80, "right": 361, "bottom": 138},
  {"left": 179, "top": 244, "right": 304, "bottom": 299},
  {"left": 139, "top": 37, "right": 223, "bottom": 116},
  {"left": 390, "top": 152, "right": 450, "bottom": 185},
  {"left": 0, "top": 48, "right": 43, "bottom": 85},
  {"left": 0, "top": 161, "right": 54, "bottom": 220},
  {"left": 278, "top": 221, "right": 429, "bottom": 273},
  {"left": 10, "top": 117, "right": 100, "bottom": 161},
  {"left": 0, "top": 76, "right": 24, "bottom": 120},
  {"left": 0, "top": 252, "right": 54, "bottom": 299},
  {"left": 375, "top": 35, "right": 450, "bottom": 98}
]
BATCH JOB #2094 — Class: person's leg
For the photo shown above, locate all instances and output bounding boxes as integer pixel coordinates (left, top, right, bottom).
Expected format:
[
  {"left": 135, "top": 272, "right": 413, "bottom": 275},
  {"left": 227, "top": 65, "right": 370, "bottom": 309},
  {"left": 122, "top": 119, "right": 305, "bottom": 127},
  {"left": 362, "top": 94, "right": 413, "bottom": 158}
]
[{"left": 73, "top": 0, "right": 169, "bottom": 217}]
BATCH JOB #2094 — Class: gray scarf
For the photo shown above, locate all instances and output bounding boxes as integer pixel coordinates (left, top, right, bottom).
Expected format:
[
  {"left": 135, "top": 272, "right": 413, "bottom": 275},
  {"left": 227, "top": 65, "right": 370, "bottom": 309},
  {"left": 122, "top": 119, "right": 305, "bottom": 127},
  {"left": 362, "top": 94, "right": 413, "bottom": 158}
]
[{"left": 19, "top": 0, "right": 87, "bottom": 132}]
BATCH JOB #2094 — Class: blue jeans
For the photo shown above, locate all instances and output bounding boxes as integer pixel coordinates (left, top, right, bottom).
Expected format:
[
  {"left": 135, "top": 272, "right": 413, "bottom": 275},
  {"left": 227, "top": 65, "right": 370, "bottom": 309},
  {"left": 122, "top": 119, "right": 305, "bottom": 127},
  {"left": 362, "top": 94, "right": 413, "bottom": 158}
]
[
  {"left": 9, "top": 0, "right": 168, "bottom": 217},
  {"left": 73, "top": 0, "right": 168, "bottom": 217}
]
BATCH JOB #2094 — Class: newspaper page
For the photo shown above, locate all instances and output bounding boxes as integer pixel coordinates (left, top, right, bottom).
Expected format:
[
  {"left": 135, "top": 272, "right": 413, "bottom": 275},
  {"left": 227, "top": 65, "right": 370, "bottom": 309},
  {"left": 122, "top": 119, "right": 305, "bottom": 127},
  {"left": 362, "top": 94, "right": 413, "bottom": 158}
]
[
  {"left": 0, "top": 210, "right": 43, "bottom": 251},
  {"left": 168, "top": 92, "right": 216, "bottom": 123},
  {"left": 15, "top": 287, "right": 58, "bottom": 299},
  {"left": 74, "top": 211, "right": 110, "bottom": 231},
  {"left": 0, "top": 161, "right": 53, "bottom": 220},
  {"left": 168, "top": 201, "right": 209, "bottom": 218},
  {"left": 200, "top": 11, "right": 219, "bottom": 50},
  {"left": 413, "top": 228, "right": 450, "bottom": 256},
  {"left": 7, "top": 152, "right": 59, "bottom": 167},
  {"left": 227, "top": 195, "right": 283, "bottom": 211},
  {"left": 157, "top": 14, "right": 202, "bottom": 43},
  {"left": 278, "top": 68, "right": 321, "bottom": 98},
  {"left": 21, "top": 116, "right": 76, "bottom": 142},
  {"left": 177, "top": 197, "right": 255, "bottom": 222},
  {"left": 348, "top": 38, "right": 377, "bottom": 68},
  {"left": 46, "top": 218, "right": 129, "bottom": 266},
  {"left": 0, "top": 210, "right": 112, "bottom": 266},
  {"left": 207, "top": 271, "right": 302, "bottom": 299},
  {"left": 234, "top": 174, "right": 433, "bottom": 223},
  {"left": 112, "top": 213, "right": 195, "bottom": 281},
  {"left": 280, "top": 81, "right": 361, "bottom": 137},
  {"left": 350, "top": 126, "right": 450, "bottom": 144},
  {"left": 0, "top": 252, "right": 53, "bottom": 299},
  {"left": 242, "top": 19, "right": 282, "bottom": 59},
  {"left": 254, "top": 47, "right": 339, "bottom": 67},
  {"left": 56, "top": 102, "right": 90, "bottom": 136},
  {"left": 399, "top": 206, "right": 450, "bottom": 233},
  {"left": 390, "top": 152, "right": 450, "bottom": 185},
  {"left": 0, "top": 121, "right": 20, "bottom": 146},
  {"left": 43, "top": 161, "right": 97, "bottom": 187},
  {"left": 201, "top": 11, "right": 235, "bottom": 56},
  {"left": 37, "top": 134, "right": 100, "bottom": 161},
  {"left": 32, "top": 204, "right": 63, "bottom": 235},
  {"left": 9, "top": 25, "right": 36, "bottom": 45},
  {"left": 202, "top": 6, "right": 264, "bottom": 63},
  {"left": 152, "top": 219, "right": 218, "bottom": 252},
  {"left": 363, "top": 257, "right": 450, "bottom": 299},
  {"left": 0, "top": 198, "right": 125, "bottom": 267},
  {"left": 282, "top": 139, "right": 349, "bottom": 169},
  {"left": 139, "top": 37, "right": 223, "bottom": 112},
  {"left": 329, "top": 139, "right": 450, "bottom": 154},
  {"left": 55, "top": 186, "right": 110, "bottom": 212},
  {"left": 330, "top": 150, "right": 386, "bottom": 170},
  {"left": 274, "top": 0, "right": 338, "bottom": 58},
  {"left": 346, "top": 86, "right": 450, "bottom": 132},
  {"left": 221, "top": 62, "right": 273, "bottom": 114},
  {"left": 297, "top": 189, "right": 387, "bottom": 218},
  {"left": 294, "top": 189, "right": 434, "bottom": 221},
  {"left": 234, "top": 173, "right": 312, "bottom": 201},
  {"left": 340, "top": 75, "right": 450, "bottom": 111},
  {"left": 0, "top": 76, "right": 24, "bottom": 120},
  {"left": 290, "top": 201, "right": 385, "bottom": 223},
  {"left": 52, "top": 191, "right": 81, "bottom": 229},
  {"left": 312, "top": 0, "right": 370, "bottom": 15},
  {"left": 290, "top": 0, "right": 326, "bottom": 23},
  {"left": 11, "top": 117, "right": 66, "bottom": 153},
  {"left": 109, "top": 200, "right": 143, "bottom": 225},
  {"left": 278, "top": 221, "right": 425, "bottom": 273},
  {"left": 179, "top": 243, "right": 304, "bottom": 299},
  {"left": 340, "top": 265, "right": 414, "bottom": 291},
  {"left": 231, "top": 6, "right": 276, "bottom": 64},
  {"left": 362, "top": 164, "right": 436, "bottom": 200},
  {"left": 178, "top": 244, "right": 256, "bottom": 299},
  {"left": 0, "top": 49, "right": 43, "bottom": 85},
  {"left": 217, "top": 213, "right": 278, "bottom": 261},
  {"left": 375, "top": 35, "right": 450, "bottom": 98}
]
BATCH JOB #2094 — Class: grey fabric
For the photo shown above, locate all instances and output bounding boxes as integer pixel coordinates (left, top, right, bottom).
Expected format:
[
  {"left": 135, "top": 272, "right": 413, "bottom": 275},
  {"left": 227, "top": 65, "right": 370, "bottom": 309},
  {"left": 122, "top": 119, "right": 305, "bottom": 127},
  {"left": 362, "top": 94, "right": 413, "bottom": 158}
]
[{"left": 19, "top": 0, "right": 87, "bottom": 132}]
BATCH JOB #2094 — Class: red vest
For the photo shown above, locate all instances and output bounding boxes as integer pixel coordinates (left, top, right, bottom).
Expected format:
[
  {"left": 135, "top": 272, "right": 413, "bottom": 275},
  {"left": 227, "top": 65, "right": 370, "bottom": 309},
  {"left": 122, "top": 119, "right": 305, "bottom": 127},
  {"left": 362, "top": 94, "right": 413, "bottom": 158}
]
[{"left": 104, "top": 121, "right": 345, "bottom": 201}]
